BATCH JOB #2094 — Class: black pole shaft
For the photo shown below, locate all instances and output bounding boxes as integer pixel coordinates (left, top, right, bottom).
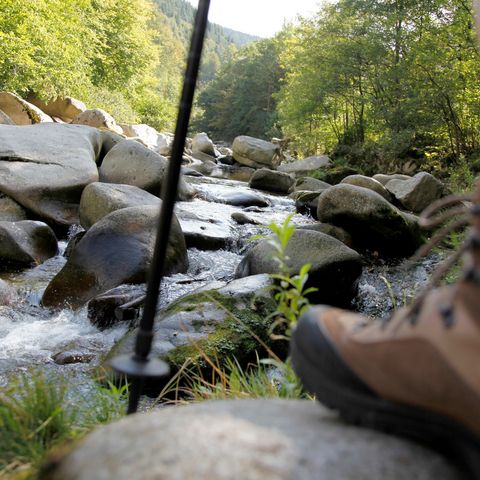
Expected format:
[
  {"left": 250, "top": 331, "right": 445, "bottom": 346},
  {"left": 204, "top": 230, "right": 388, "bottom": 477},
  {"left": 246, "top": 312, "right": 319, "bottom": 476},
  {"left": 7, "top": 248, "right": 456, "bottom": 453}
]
[{"left": 126, "top": 0, "right": 211, "bottom": 413}]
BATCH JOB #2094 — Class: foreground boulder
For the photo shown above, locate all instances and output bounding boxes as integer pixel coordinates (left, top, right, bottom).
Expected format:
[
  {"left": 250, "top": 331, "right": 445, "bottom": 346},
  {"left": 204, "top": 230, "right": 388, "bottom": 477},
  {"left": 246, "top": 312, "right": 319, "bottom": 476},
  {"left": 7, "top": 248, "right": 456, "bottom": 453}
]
[
  {"left": 0, "top": 220, "right": 57, "bottom": 269},
  {"left": 79, "top": 182, "right": 159, "bottom": 229},
  {"left": 236, "top": 230, "right": 363, "bottom": 306},
  {"left": 42, "top": 399, "right": 461, "bottom": 480},
  {"left": 232, "top": 136, "right": 282, "bottom": 169},
  {"left": 42, "top": 205, "right": 187, "bottom": 309},
  {"left": 385, "top": 172, "right": 445, "bottom": 213},
  {"left": 0, "top": 92, "right": 53, "bottom": 125},
  {"left": 0, "top": 124, "right": 103, "bottom": 225},
  {"left": 102, "top": 275, "right": 279, "bottom": 375},
  {"left": 99, "top": 139, "right": 194, "bottom": 200},
  {"left": 278, "top": 155, "right": 331, "bottom": 176},
  {"left": 317, "top": 184, "right": 423, "bottom": 256},
  {"left": 249, "top": 168, "right": 295, "bottom": 194}
]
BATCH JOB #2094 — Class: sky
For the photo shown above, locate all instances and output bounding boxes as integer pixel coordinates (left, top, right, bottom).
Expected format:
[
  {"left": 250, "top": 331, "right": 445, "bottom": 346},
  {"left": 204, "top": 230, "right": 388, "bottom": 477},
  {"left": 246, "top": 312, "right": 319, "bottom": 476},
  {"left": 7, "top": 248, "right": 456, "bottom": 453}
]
[{"left": 186, "top": 0, "right": 323, "bottom": 38}]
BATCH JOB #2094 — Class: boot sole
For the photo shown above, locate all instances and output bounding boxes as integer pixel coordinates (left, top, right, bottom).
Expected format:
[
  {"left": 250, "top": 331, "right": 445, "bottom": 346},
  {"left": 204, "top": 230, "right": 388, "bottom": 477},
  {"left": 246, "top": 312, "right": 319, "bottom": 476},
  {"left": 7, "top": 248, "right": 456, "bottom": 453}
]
[{"left": 290, "top": 314, "right": 480, "bottom": 479}]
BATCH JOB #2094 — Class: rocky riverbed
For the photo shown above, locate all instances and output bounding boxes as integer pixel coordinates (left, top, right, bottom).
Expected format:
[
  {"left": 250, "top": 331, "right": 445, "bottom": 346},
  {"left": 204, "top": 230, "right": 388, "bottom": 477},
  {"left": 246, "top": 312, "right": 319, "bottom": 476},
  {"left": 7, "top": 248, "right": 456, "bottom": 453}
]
[{"left": 0, "top": 95, "right": 448, "bottom": 392}]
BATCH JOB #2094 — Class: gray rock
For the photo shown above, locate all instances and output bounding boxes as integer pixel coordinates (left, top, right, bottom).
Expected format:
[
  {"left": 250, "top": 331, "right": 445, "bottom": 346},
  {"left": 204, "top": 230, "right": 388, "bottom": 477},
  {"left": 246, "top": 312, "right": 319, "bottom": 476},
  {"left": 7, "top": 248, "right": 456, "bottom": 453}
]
[
  {"left": 79, "top": 182, "right": 159, "bottom": 229},
  {"left": 217, "top": 191, "right": 269, "bottom": 208},
  {"left": 232, "top": 136, "right": 282, "bottom": 169},
  {"left": 0, "top": 109, "right": 14, "bottom": 125},
  {"left": 385, "top": 172, "right": 445, "bottom": 213},
  {"left": 372, "top": 173, "right": 411, "bottom": 186},
  {"left": 297, "top": 223, "right": 353, "bottom": 247},
  {"left": 43, "top": 399, "right": 461, "bottom": 480},
  {"left": 120, "top": 123, "right": 160, "bottom": 149},
  {"left": 0, "top": 194, "right": 27, "bottom": 222},
  {"left": 317, "top": 184, "right": 423, "bottom": 256},
  {"left": 249, "top": 168, "right": 295, "bottom": 194},
  {"left": 292, "top": 177, "right": 331, "bottom": 192},
  {"left": 0, "top": 124, "right": 103, "bottom": 225},
  {"left": 231, "top": 212, "right": 261, "bottom": 225},
  {"left": 102, "top": 275, "right": 278, "bottom": 375},
  {"left": 175, "top": 208, "right": 234, "bottom": 250},
  {"left": 87, "top": 284, "right": 146, "bottom": 329},
  {"left": 72, "top": 108, "right": 122, "bottom": 134},
  {"left": 0, "top": 92, "right": 53, "bottom": 125},
  {"left": 278, "top": 155, "right": 331, "bottom": 176},
  {"left": 0, "top": 220, "right": 57, "bottom": 268},
  {"left": 42, "top": 205, "right": 187, "bottom": 309},
  {"left": 192, "top": 132, "right": 216, "bottom": 157},
  {"left": 341, "top": 174, "right": 392, "bottom": 201},
  {"left": 236, "top": 230, "right": 363, "bottom": 306},
  {"left": 99, "top": 139, "right": 194, "bottom": 201},
  {"left": 293, "top": 190, "right": 327, "bottom": 219}
]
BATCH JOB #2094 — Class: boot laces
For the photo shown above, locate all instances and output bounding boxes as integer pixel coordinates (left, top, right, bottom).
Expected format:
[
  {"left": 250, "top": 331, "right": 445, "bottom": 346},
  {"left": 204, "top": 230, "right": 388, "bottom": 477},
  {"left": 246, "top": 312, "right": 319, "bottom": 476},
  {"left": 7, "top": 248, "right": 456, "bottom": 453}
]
[{"left": 399, "top": 184, "right": 480, "bottom": 329}]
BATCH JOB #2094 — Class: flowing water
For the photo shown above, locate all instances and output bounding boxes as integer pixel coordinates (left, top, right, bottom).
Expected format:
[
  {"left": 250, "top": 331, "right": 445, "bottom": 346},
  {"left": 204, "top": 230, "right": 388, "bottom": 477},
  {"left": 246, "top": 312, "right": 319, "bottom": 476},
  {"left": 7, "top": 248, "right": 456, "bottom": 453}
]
[{"left": 0, "top": 175, "right": 440, "bottom": 388}]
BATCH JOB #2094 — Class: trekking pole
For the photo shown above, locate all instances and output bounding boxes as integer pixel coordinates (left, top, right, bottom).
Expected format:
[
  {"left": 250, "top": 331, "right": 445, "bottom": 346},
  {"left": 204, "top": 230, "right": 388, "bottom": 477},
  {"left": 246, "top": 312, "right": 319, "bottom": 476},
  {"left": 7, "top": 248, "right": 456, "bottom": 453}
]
[{"left": 110, "top": 0, "right": 211, "bottom": 414}]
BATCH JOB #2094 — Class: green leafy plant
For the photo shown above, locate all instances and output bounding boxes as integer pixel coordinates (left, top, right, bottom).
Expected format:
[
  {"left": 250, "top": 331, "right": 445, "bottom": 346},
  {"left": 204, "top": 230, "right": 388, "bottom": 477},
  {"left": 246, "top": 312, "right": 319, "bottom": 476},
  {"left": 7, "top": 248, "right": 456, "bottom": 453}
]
[{"left": 266, "top": 214, "right": 317, "bottom": 339}]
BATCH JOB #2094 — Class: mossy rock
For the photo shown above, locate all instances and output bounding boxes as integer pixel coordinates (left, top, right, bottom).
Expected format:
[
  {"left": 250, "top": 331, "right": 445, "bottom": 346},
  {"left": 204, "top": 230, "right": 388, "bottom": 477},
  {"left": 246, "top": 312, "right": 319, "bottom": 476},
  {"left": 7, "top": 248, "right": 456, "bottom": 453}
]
[{"left": 101, "top": 275, "right": 283, "bottom": 387}]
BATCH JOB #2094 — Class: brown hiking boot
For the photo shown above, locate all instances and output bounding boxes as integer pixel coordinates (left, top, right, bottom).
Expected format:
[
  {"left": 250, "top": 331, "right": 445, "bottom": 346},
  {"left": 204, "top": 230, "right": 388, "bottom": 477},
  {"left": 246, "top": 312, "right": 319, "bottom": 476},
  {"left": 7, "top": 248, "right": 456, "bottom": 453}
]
[{"left": 291, "top": 184, "right": 480, "bottom": 477}]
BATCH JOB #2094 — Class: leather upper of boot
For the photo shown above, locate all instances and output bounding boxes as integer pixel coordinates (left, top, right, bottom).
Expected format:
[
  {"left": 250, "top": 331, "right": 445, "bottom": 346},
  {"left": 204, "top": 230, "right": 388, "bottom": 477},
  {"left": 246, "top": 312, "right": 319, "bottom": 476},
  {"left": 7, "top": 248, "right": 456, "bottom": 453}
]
[{"left": 318, "top": 279, "right": 480, "bottom": 435}]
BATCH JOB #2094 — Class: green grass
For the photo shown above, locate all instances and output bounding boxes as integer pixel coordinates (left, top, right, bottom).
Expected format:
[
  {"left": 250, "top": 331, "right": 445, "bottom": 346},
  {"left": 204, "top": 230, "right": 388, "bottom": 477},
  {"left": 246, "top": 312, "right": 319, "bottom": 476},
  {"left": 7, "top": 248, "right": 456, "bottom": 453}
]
[{"left": 0, "top": 373, "right": 127, "bottom": 479}]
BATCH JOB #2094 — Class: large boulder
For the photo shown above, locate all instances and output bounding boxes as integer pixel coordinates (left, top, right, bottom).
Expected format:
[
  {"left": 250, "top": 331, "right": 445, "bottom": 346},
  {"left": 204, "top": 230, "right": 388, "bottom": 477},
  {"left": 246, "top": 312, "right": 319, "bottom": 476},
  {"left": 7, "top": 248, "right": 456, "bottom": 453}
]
[
  {"left": 120, "top": 124, "right": 174, "bottom": 156},
  {"left": 293, "top": 191, "right": 326, "bottom": 219},
  {"left": 26, "top": 95, "right": 86, "bottom": 122},
  {"left": 72, "top": 108, "right": 123, "bottom": 134},
  {"left": 317, "top": 184, "right": 423, "bottom": 256},
  {"left": 79, "top": 182, "right": 159, "bottom": 229},
  {"left": 192, "top": 132, "right": 216, "bottom": 157},
  {"left": 236, "top": 230, "right": 363, "bottom": 306},
  {"left": 0, "top": 124, "right": 103, "bottom": 225},
  {"left": 297, "top": 223, "right": 353, "bottom": 247},
  {"left": 102, "top": 275, "right": 279, "bottom": 376},
  {"left": 385, "top": 172, "right": 445, "bottom": 213},
  {"left": 249, "top": 168, "right": 295, "bottom": 194},
  {"left": 41, "top": 205, "right": 188, "bottom": 309},
  {"left": 99, "top": 139, "right": 194, "bottom": 200},
  {"left": 0, "top": 92, "right": 53, "bottom": 125},
  {"left": 155, "top": 133, "right": 174, "bottom": 156},
  {"left": 42, "top": 399, "right": 461, "bottom": 480},
  {"left": 0, "top": 220, "right": 57, "bottom": 269},
  {"left": 0, "top": 109, "right": 14, "bottom": 125},
  {"left": 278, "top": 155, "right": 331, "bottom": 176},
  {"left": 341, "top": 174, "right": 392, "bottom": 201},
  {"left": 232, "top": 136, "right": 282, "bottom": 169},
  {"left": 0, "top": 194, "right": 27, "bottom": 222}
]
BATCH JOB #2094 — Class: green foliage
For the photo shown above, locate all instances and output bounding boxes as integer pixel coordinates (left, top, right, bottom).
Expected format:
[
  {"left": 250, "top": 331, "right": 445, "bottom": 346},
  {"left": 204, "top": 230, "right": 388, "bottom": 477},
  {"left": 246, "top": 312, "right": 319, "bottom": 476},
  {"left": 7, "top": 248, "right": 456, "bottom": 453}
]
[
  {"left": 276, "top": 0, "right": 480, "bottom": 170},
  {"left": 265, "top": 214, "right": 317, "bottom": 339},
  {"left": 194, "top": 37, "right": 284, "bottom": 141},
  {"left": 177, "top": 356, "right": 304, "bottom": 401},
  {"left": 0, "top": 373, "right": 126, "bottom": 478}
]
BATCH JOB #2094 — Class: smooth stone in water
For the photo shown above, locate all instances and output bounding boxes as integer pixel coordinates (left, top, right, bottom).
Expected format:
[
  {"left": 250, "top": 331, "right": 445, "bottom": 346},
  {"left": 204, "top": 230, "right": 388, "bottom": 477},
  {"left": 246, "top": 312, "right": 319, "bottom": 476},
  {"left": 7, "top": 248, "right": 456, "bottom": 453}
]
[
  {"left": 372, "top": 173, "right": 411, "bottom": 186},
  {"left": 42, "top": 205, "right": 187, "bottom": 309},
  {"left": 317, "top": 184, "right": 423, "bottom": 257},
  {"left": 341, "top": 174, "right": 392, "bottom": 201},
  {"left": 0, "top": 194, "right": 28, "bottom": 222},
  {"left": 0, "top": 220, "right": 58, "bottom": 269},
  {"left": 236, "top": 230, "right": 363, "bottom": 307},
  {"left": 42, "top": 399, "right": 462, "bottom": 480},
  {"left": 249, "top": 168, "right": 295, "bottom": 194},
  {"left": 79, "top": 182, "right": 159, "bottom": 229},
  {"left": 278, "top": 155, "right": 331, "bottom": 176},
  {"left": 292, "top": 177, "right": 331, "bottom": 192}
]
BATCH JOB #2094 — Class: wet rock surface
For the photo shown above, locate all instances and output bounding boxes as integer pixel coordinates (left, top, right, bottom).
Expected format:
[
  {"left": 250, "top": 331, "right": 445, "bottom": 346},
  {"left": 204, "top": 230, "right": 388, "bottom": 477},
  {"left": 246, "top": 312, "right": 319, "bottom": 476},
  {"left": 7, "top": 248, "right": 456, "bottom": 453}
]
[
  {"left": 42, "top": 205, "right": 187, "bottom": 309},
  {"left": 43, "top": 399, "right": 462, "bottom": 480},
  {"left": 236, "top": 230, "right": 363, "bottom": 306},
  {"left": 249, "top": 168, "right": 295, "bottom": 194}
]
